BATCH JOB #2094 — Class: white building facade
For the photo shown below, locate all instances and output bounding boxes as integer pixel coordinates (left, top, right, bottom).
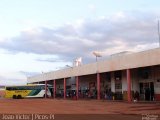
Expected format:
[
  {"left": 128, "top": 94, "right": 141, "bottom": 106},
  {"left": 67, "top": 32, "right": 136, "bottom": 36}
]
[{"left": 28, "top": 48, "right": 160, "bottom": 101}]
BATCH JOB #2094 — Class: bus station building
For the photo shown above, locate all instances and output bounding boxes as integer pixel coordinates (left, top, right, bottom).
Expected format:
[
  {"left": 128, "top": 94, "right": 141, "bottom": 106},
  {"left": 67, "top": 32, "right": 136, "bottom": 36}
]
[{"left": 27, "top": 48, "right": 160, "bottom": 102}]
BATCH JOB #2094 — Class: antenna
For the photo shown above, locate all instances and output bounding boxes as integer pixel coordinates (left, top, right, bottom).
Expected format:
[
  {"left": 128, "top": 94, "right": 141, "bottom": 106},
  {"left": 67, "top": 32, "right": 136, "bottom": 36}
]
[{"left": 158, "top": 20, "right": 160, "bottom": 47}]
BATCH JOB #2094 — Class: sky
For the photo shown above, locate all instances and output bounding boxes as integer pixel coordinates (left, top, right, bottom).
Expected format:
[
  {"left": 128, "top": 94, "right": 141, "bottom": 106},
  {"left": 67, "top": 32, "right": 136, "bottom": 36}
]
[{"left": 0, "top": 0, "right": 160, "bottom": 85}]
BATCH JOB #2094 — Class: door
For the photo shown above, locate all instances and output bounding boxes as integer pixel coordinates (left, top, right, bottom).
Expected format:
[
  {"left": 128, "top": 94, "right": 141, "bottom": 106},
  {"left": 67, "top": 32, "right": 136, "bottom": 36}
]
[
  {"left": 139, "top": 82, "right": 154, "bottom": 101},
  {"left": 150, "top": 82, "right": 154, "bottom": 101},
  {"left": 144, "top": 83, "right": 150, "bottom": 101}
]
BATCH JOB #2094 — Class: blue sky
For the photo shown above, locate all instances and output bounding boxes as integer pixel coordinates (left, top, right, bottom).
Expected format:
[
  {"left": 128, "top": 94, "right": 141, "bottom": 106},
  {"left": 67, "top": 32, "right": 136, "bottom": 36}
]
[{"left": 0, "top": 0, "right": 160, "bottom": 85}]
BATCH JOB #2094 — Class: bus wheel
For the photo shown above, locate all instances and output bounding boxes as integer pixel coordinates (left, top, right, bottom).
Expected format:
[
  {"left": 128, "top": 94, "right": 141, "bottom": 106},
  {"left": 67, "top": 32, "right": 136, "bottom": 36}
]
[
  {"left": 17, "top": 95, "right": 22, "bottom": 99},
  {"left": 13, "top": 95, "right": 17, "bottom": 99}
]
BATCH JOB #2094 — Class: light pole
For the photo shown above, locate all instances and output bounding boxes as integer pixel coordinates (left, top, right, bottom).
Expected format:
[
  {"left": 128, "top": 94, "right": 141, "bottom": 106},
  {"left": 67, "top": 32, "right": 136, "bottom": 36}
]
[
  {"left": 93, "top": 51, "right": 102, "bottom": 71},
  {"left": 93, "top": 51, "right": 102, "bottom": 100},
  {"left": 158, "top": 19, "right": 160, "bottom": 47}
]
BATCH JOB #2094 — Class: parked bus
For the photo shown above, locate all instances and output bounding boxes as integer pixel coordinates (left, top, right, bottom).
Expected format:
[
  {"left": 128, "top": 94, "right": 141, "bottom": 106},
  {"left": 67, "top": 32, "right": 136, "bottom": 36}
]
[{"left": 5, "top": 84, "right": 52, "bottom": 99}]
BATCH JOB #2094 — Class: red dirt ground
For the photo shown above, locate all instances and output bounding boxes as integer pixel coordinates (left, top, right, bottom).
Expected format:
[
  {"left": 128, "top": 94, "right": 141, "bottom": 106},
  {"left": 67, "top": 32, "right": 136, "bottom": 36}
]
[
  {"left": 1, "top": 91, "right": 160, "bottom": 120},
  {"left": 0, "top": 99, "right": 160, "bottom": 118},
  {"left": 0, "top": 98, "right": 160, "bottom": 120},
  {"left": 0, "top": 90, "right": 5, "bottom": 98},
  {"left": 0, "top": 98, "right": 159, "bottom": 114}
]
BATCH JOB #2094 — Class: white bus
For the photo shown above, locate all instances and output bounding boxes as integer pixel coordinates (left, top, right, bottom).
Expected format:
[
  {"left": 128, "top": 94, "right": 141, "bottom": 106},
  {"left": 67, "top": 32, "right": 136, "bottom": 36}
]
[{"left": 5, "top": 84, "right": 52, "bottom": 99}]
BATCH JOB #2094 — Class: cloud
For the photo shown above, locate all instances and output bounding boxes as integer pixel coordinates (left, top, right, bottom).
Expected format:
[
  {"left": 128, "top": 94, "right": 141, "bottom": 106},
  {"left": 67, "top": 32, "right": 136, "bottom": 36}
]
[
  {"left": 0, "top": 11, "right": 159, "bottom": 63},
  {"left": 19, "top": 71, "right": 41, "bottom": 77},
  {"left": 36, "top": 58, "right": 67, "bottom": 63},
  {"left": 88, "top": 4, "right": 96, "bottom": 12},
  {"left": 0, "top": 72, "right": 27, "bottom": 85},
  {"left": 0, "top": 78, "right": 27, "bottom": 86}
]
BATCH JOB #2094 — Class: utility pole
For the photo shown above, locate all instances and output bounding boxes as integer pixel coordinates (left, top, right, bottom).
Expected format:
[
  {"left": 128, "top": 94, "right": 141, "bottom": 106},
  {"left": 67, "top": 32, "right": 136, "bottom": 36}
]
[{"left": 158, "top": 20, "right": 160, "bottom": 47}]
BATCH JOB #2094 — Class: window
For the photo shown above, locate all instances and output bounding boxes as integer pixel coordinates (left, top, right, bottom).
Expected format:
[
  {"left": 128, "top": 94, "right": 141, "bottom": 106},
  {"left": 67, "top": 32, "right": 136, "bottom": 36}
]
[
  {"left": 6, "top": 85, "right": 44, "bottom": 91},
  {"left": 138, "top": 67, "right": 150, "bottom": 79},
  {"left": 114, "top": 71, "right": 122, "bottom": 81},
  {"left": 106, "top": 73, "right": 111, "bottom": 82},
  {"left": 114, "top": 71, "right": 122, "bottom": 90}
]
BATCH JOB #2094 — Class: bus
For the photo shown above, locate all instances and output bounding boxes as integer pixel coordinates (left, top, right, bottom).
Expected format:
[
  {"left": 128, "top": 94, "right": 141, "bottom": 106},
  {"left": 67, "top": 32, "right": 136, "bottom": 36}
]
[{"left": 5, "top": 84, "right": 52, "bottom": 99}]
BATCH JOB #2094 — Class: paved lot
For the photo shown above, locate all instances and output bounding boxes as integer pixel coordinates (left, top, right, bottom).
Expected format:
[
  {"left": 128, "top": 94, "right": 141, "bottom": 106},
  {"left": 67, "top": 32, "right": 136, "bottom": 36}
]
[{"left": 0, "top": 98, "right": 160, "bottom": 120}]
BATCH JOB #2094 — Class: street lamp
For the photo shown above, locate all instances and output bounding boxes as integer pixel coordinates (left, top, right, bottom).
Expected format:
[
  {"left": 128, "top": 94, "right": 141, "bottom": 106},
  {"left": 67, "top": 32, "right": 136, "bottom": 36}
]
[
  {"left": 93, "top": 51, "right": 102, "bottom": 72},
  {"left": 158, "top": 19, "right": 160, "bottom": 47},
  {"left": 93, "top": 51, "right": 102, "bottom": 100},
  {"left": 93, "top": 51, "right": 102, "bottom": 62}
]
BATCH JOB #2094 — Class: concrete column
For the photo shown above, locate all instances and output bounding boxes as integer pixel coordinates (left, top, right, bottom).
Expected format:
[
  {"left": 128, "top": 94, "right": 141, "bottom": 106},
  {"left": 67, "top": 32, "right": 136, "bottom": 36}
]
[
  {"left": 54, "top": 80, "right": 56, "bottom": 99},
  {"left": 111, "top": 72, "right": 115, "bottom": 93},
  {"left": 127, "top": 69, "right": 131, "bottom": 102},
  {"left": 64, "top": 78, "right": 66, "bottom": 99},
  {"left": 97, "top": 73, "right": 101, "bottom": 100},
  {"left": 45, "top": 80, "right": 47, "bottom": 98},
  {"left": 76, "top": 76, "right": 79, "bottom": 99}
]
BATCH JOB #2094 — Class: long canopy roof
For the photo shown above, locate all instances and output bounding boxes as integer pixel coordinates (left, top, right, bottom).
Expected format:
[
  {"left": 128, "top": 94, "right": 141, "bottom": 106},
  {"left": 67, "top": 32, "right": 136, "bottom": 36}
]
[{"left": 28, "top": 48, "right": 160, "bottom": 83}]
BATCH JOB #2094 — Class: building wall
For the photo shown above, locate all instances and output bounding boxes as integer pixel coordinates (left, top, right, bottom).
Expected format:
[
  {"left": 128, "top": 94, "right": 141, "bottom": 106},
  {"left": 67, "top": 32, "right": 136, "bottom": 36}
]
[
  {"left": 131, "top": 69, "right": 139, "bottom": 92},
  {"left": 123, "top": 66, "right": 160, "bottom": 101},
  {"left": 50, "top": 65, "right": 160, "bottom": 101},
  {"left": 79, "top": 75, "right": 97, "bottom": 90},
  {"left": 66, "top": 77, "right": 76, "bottom": 85},
  {"left": 107, "top": 66, "right": 160, "bottom": 101},
  {"left": 55, "top": 79, "right": 63, "bottom": 95},
  {"left": 153, "top": 66, "right": 160, "bottom": 100},
  {"left": 28, "top": 48, "right": 160, "bottom": 83},
  {"left": 27, "top": 48, "right": 160, "bottom": 101},
  {"left": 122, "top": 70, "right": 127, "bottom": 93}
]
